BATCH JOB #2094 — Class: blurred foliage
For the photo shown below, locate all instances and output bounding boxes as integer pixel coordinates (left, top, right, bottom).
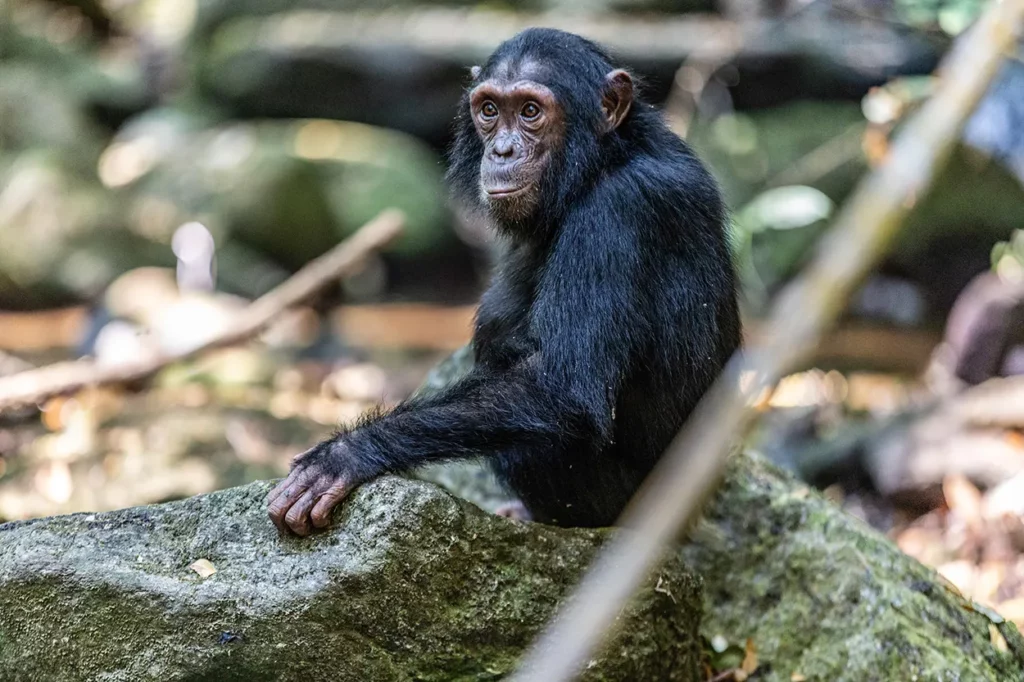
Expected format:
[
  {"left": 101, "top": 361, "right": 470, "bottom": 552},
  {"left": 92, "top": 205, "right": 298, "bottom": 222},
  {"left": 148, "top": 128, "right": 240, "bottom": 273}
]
[
  {"left": 700, "top": 90, "right": 1024, "bottom": 315},
  {"left": 0, "top": 0, "right": 456, "bottom": 307},
  {"left": 5, "top": 0, "right": 1015, "bottom": 312},
  {"left": 893, "top": 144, "right": 1024, "bottom": 294},
  {"left": 0, "top": 64, "right": 105, "bottom": 171},
  {"left": 688, "top": 102, "right": 868, "bottom": 209},
  {"left": 108, "top": 110, "right": 452, "bottom": 266},
  {"left": 0, "top": 152, "right": 140, "bottom": 307},
  {"left": 187, "top": 0, "right": 714, "bottom": 43},
  {"left": 1, "top": 2, "right": 149, "bottom": 114},
  {"left": 200, "top": 16, "right": 470, "bottom": 142},
  {"left": 731, "top": 185, "right": 835, "bottom": 304},
  {"left": 896, "top": 0, "right": 986, "bottom": 34}
]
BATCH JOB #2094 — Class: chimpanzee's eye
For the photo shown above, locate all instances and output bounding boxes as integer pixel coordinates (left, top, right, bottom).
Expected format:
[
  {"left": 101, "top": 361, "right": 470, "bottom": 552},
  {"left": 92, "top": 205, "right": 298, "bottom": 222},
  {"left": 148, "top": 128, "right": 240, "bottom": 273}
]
[
  {"left": 481, "top": 102, "right": 499, "bottom": 119},
  {"left": 521, "top": 102, "right": 541, "bottom": 120}
]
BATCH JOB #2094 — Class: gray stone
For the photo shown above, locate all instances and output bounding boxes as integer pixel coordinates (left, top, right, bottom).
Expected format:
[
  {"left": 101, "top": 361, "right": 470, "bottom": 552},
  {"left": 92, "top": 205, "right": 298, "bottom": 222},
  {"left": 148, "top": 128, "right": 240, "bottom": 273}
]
[
  {"left": 411, "top": 347, "right": 1024, "bottom": 680},
  {"left": 0, "top": 477, "right": 702, "bottom": 682}
]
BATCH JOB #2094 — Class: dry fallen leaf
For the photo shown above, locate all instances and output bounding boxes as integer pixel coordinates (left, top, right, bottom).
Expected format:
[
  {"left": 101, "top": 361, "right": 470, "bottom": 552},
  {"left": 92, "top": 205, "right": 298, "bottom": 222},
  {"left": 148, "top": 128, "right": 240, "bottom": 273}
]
[
  {"left": 189, "top": 558, "right": 217, "bottom": 578},
  {"left": 741, "top": 638, "right": 759, "bottom": 674},
  {"left": 944, "top": 474, "right": 984, "bottom": 533},
  {"left": 731, "top": 638, "right": 759, "bottom": 680}
]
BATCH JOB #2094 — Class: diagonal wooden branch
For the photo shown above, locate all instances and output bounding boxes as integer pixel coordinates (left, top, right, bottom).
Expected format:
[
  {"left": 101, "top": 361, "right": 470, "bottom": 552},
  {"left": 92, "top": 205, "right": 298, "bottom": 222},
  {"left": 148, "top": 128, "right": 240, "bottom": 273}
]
[
  {"left": 0, "top": 209, "right": 404, "bottom": 414},
  {"left": 510, "top": 2, "right": 1024, "bottom": 680}
]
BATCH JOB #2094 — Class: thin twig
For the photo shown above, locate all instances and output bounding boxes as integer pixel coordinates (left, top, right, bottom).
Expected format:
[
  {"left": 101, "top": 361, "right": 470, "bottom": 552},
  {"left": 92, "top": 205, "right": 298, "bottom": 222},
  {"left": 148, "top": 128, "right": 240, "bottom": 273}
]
[
  {"left": 509, "top": 2, "right": 1024, "bottom": 680},
  {"left": 0, "top": 210, "right": 404, "bottom": 413}
]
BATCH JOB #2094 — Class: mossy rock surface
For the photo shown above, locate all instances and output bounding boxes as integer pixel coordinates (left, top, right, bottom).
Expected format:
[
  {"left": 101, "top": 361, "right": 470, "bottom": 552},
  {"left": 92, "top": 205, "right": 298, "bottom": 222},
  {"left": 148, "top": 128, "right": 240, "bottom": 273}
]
[
  {"left": 413, "top": 347, "right": 1024, "bottom": 681},
  {"left": 685, "top": 451, "right": 1024, "bottom": 682},
  {"left": 0, "top": 477, "right": 702, "bottom": 682}
]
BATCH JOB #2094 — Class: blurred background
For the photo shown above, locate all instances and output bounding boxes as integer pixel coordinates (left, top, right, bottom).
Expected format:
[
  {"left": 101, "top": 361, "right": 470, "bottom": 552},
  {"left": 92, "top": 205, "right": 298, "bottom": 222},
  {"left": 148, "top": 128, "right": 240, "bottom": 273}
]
[{"left": 1, "top": 0, "right": 1024, "bottom": 631}]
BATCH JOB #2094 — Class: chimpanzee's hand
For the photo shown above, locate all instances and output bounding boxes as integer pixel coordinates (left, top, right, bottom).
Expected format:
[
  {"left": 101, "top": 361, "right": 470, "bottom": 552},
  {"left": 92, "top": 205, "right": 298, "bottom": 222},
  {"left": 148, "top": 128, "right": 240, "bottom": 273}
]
[{"left": 267, "top": 440, "right": 363, "bottom": 536}]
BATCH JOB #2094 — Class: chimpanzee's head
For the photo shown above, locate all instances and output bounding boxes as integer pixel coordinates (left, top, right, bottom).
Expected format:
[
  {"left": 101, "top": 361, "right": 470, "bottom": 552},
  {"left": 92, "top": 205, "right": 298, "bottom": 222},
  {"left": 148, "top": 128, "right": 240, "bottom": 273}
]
[{"left": 448, "top": 29, "right": 635, "bottom": 233}]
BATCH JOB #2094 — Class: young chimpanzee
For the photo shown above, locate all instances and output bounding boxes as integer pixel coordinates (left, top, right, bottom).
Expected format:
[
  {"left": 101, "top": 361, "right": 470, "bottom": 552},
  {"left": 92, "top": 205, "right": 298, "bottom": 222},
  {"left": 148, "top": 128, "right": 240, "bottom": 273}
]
[{"left": 268, "top": 28, "right": 741, "bottom": 533}]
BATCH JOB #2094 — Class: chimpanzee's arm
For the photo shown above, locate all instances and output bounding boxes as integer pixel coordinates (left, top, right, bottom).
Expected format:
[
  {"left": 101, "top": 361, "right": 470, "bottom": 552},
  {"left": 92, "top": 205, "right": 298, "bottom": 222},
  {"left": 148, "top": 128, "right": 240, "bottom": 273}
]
[
  {"left": 266, "top": 366, "right": 564, "bottom": 535},
  {"left": 267, "top": 199, "right": 644, "bottom": 536},
  {"left": 327, "top": 369, "right": 571, "bottom": 476}
]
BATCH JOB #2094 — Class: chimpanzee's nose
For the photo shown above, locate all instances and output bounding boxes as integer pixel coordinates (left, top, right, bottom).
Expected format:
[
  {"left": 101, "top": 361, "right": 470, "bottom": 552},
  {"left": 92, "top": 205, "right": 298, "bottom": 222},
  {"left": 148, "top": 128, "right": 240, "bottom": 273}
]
[
  {"left": 493, "top": 139, "right": 515, "bottom": 158},
  {"left": 491, "top": 133, "right": 520, "bottom": 162}
]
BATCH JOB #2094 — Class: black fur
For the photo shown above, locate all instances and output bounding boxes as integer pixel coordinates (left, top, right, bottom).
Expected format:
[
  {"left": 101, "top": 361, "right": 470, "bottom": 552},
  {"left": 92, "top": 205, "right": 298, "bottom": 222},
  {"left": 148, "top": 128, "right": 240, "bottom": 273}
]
[{"left": 328, "top": 28, "right": 740, "bottom": 527}]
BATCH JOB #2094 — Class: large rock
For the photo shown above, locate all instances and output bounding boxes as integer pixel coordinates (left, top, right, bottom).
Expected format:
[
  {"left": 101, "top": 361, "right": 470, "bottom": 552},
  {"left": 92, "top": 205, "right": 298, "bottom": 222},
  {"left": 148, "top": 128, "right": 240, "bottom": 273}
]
[
  {"left": 414, "top": 348, "right": 1024, "bottom": 680},
  {"left": 421, "top": 450, "right": 1024, "bottom": 681},
  {"left": 0, "top": 477, "right": 703, "bottom": 682}
]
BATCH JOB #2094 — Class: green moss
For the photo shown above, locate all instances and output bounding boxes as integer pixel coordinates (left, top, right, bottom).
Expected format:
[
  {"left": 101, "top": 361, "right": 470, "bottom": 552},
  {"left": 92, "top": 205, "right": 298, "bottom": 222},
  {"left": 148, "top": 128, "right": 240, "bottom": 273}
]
[{"left": 683, "top": 452, "right": 1024, "bottom": 681}]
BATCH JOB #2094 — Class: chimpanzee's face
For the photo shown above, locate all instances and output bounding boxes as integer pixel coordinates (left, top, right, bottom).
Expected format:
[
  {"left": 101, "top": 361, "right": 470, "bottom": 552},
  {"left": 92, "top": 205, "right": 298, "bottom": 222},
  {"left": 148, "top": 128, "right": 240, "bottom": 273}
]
[{"left": 469, "top": 65, "right": 564, "bottom": 221}]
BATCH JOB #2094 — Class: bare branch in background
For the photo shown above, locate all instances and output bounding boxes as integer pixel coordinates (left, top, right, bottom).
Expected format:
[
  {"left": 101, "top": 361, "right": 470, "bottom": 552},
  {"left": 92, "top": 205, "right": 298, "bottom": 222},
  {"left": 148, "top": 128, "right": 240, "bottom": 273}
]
[
  {"left": 510, "top": 1, "right": 1024, "bottom": 679},
  {"left": 0, "top": 210, "right": 405, "bottom": 414}
]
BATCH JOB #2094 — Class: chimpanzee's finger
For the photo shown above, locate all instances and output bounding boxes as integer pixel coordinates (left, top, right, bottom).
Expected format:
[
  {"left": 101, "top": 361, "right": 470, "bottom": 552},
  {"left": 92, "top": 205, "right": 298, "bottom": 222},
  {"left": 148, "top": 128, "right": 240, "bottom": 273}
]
[
  {"left": 267, "top": 477, "right": 292, "bottom": 508},
  {"left": 284, "top": 489, "right": 317, "bottom": 536},
  {"left": 310, "top": 482, "right": 351, "bottom": 528},
  {"left": 268, "top": 471, "right": 315, "bottom": 533}
]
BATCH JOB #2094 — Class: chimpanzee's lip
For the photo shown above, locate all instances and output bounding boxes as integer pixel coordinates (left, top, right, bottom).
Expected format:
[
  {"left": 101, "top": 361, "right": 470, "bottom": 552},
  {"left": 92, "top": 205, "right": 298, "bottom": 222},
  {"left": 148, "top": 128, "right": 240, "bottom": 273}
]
[{"left": 485, "top": 186, "right": 526, "bottom": 198}]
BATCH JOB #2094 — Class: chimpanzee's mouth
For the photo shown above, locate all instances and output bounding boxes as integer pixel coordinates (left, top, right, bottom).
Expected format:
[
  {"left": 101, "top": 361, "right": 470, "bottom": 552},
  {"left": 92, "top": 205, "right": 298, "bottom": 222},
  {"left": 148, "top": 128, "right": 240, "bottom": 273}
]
[{"left": 485, "top": 186, "right": 527, "bottom": 199}]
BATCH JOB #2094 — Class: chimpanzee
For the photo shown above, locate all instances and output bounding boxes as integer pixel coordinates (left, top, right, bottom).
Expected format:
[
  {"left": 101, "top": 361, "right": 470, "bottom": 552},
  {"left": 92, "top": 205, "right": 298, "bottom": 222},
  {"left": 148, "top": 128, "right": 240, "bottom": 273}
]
[{"left": 268, "top": 28, "right": 741, "bottom": 533}]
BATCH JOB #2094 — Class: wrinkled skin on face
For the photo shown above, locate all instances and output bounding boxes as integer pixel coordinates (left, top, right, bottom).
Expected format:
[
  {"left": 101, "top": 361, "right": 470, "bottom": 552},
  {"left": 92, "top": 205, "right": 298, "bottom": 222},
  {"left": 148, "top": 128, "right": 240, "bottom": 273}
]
[
  {"left": 469, "top": 65, "right": 633, "bottom": 224},
  {"left": 469, "top": 73, "right": 564, "bottom": 222}
]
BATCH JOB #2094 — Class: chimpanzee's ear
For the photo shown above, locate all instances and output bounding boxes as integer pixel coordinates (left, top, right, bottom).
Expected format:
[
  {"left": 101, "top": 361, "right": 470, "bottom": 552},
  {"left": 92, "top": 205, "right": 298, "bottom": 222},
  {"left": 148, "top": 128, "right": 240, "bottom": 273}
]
[
  {"left": 470, "top": 65, "right": 482, "bottom": 80},
  {"left": 601, "top": 69, "right": 634, "bottom": 132}
]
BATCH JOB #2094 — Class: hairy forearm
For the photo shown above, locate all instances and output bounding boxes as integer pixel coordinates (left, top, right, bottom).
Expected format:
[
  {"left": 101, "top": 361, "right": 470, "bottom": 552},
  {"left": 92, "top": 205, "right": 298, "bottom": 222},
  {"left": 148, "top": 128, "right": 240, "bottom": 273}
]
[{"left": 338, "top": 373, "right": 574, "bottom": 475}]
